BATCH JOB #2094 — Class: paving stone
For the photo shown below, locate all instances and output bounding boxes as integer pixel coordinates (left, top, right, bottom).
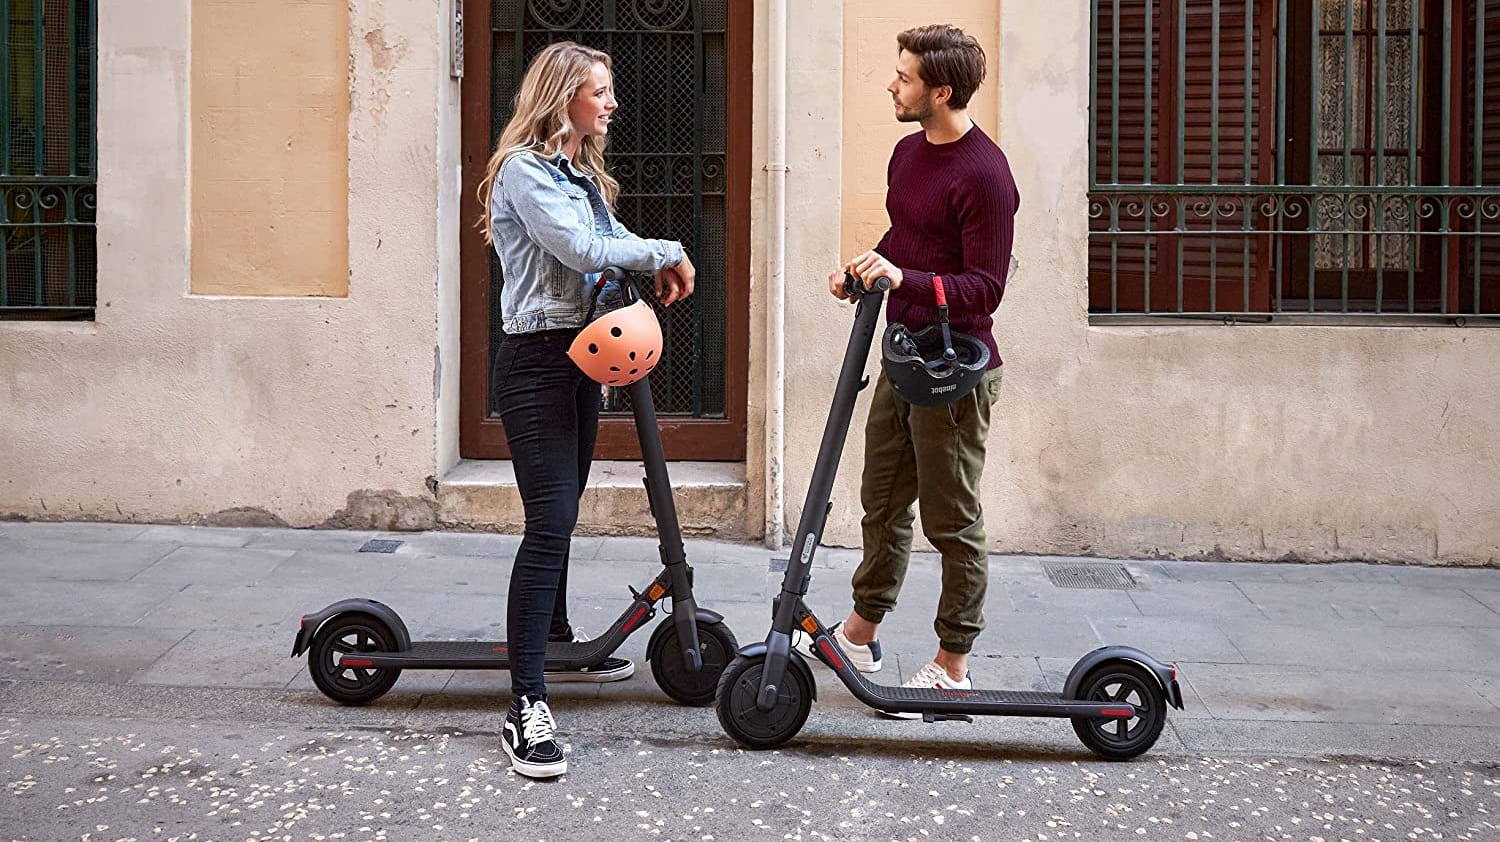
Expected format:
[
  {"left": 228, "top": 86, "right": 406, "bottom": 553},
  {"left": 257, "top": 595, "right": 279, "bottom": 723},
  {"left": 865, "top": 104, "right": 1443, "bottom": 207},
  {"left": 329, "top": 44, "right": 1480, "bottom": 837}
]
[
  {"left": 130, "top": 545, "right": 296, "bottom": 586},
  {"left": 0, "top": 625, "right": 188, "bottom": 683},
  {"left": 0, "top": 536, "right": 176, "bottom": 581}
]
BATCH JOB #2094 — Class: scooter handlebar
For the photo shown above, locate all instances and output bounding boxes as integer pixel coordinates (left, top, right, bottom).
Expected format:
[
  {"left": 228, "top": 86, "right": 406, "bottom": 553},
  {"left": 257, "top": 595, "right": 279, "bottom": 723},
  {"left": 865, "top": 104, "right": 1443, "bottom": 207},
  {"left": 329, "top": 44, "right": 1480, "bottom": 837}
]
[{"left": 843, "top": 271, "right": 891, "bottom": 299}]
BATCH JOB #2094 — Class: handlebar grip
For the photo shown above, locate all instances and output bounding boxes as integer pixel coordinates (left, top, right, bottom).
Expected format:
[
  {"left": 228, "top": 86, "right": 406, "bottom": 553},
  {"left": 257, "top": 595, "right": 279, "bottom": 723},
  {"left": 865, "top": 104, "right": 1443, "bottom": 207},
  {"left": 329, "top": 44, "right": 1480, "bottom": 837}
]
[
  {"left": 600, "top": 266, "right": 628, "bottom": 283},
  {"left": 843, "top": 271, "right": 891, "bottom": 297},
  {"left": 932, "top": 275, "right": 947, "bottom": 307}
]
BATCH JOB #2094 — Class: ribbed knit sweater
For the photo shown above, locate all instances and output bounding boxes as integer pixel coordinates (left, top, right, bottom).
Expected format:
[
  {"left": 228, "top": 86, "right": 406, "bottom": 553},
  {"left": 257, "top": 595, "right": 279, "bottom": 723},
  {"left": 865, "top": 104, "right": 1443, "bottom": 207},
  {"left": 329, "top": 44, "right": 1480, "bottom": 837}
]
[{"left": 874, "top": 123, "right": 1020, "bottom": 368}]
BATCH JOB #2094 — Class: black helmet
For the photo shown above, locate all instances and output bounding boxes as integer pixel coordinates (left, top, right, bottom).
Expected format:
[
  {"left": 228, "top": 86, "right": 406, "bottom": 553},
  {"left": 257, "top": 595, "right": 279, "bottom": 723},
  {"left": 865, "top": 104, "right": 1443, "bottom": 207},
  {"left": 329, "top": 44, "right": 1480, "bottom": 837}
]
[{"left": 880, "top": 275, "right": 991, "bottom": 406}]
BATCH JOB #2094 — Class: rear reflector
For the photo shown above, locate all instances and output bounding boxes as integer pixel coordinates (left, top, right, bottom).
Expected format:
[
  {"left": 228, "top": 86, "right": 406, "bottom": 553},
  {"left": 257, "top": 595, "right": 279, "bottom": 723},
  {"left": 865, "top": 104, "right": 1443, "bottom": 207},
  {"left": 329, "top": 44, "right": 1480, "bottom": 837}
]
[
  {"left": 341, "top": 659, "right": 374, "bottom": 668},
  {"left": 1101, "top": 707, "right": 1134, "bottom": 717}
]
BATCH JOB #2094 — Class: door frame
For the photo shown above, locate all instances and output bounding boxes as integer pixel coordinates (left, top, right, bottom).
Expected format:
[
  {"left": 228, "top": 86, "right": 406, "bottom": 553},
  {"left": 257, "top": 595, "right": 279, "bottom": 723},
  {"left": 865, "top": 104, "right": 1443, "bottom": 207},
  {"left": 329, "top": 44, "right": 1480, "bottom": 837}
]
[{"left": 458, "top": 0, "right": 752, "bottom": 461}]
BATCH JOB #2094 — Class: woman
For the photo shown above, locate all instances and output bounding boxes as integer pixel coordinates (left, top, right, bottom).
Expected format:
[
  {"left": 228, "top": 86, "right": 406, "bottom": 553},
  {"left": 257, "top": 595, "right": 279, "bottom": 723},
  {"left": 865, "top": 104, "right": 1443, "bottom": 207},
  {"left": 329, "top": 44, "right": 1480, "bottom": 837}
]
[{"left": 478, "top": 41, "right": 695, "bottom": 779}]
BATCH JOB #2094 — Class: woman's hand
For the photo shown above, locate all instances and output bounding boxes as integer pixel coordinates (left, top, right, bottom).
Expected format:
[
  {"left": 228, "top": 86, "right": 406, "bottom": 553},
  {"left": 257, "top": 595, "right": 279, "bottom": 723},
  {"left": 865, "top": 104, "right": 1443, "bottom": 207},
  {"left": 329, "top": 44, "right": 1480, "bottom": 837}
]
[{"left": 655, "top": 253, "right": 696, "bottom": 306}]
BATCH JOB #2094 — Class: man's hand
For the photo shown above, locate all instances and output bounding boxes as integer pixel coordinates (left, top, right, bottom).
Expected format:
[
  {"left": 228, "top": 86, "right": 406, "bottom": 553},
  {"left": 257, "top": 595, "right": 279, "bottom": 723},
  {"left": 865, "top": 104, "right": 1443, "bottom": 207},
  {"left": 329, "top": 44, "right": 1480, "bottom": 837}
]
[
  {"left": 846, "top": 250, "right": 903, "bottom": 291},
  {"left": 655, "top": 253, "right": 696, "bottom": 306},
  {"left": 828, "top": 267, "right": 851, "bottom": 301}
]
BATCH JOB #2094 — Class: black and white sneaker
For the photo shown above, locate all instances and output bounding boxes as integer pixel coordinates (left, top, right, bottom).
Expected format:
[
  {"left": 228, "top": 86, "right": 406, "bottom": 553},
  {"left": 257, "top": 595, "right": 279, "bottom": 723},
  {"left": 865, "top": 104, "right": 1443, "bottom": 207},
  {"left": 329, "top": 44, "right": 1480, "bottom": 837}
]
[
  {"left": 544, "top": 627, "right": 636, "bottom": 683},
  {"left": 502, "top": 694, "right": 567, "bottom": 778}
]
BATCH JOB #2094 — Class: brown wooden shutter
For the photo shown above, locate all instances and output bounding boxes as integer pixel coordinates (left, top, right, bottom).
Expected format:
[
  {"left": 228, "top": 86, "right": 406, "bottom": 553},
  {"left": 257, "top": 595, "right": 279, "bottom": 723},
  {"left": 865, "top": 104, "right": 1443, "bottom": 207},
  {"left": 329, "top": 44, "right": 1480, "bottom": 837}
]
[
  {"left": 1090, "top": 0, "right": 1272, "bottom": 313},
  {"left": 1174, "top": 0, "right": 1269, "bottom": 313},
  {"left": 1463, "top": 1, "right": 1500, "bottom": 314},
  {"left": 1090, "top": 0, "right": 1160, "bottom": 312}
]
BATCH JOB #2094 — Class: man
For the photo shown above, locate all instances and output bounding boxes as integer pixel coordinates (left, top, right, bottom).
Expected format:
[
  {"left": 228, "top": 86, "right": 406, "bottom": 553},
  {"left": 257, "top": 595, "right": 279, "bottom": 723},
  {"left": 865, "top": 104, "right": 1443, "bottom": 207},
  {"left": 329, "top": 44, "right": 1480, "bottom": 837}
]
[{"left": 826, "top": 23, "right": 1018, "bottom": 711}]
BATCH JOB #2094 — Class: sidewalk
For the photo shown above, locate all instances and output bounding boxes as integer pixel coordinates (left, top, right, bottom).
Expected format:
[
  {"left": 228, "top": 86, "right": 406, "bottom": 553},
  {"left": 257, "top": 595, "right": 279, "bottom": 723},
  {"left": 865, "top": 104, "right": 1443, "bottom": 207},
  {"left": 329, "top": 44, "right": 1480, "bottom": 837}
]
[{"left": 3, "top": 518, "right": 1500, "bottom": 762}]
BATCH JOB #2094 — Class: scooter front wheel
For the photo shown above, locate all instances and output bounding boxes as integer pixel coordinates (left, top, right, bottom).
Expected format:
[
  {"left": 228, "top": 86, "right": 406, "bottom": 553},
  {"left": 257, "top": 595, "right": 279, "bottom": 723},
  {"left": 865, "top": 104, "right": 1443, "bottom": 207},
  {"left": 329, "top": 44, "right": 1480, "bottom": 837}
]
[
  {"left": 714, "top": 653, "right": 813, "bottom": 749},
  {"left": 649, "top": 619, "right": 739, "bottom": 706}
]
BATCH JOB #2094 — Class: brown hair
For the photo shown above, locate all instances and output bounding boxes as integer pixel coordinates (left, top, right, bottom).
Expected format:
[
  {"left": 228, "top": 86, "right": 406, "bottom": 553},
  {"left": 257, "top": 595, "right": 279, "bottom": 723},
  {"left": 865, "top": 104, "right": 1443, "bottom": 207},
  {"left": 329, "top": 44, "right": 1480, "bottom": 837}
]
[{"left": 896, "top": 24, "right": 987, "bottom": 110}]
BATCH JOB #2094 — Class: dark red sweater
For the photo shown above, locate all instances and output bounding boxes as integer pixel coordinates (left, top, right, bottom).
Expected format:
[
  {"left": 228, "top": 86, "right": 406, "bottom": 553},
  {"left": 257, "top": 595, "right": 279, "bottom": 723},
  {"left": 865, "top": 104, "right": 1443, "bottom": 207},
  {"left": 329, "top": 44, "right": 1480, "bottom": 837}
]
[{"left": 875, "top": 124, "right": 1019, "bottom": 368}]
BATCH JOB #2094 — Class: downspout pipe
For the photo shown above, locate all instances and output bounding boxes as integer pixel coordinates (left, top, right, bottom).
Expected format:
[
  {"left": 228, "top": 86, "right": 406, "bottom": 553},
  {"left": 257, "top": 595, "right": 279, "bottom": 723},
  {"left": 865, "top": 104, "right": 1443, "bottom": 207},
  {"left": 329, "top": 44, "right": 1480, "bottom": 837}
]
[{"left": 763, "top": 0, "right": 788, "bottom": 549}]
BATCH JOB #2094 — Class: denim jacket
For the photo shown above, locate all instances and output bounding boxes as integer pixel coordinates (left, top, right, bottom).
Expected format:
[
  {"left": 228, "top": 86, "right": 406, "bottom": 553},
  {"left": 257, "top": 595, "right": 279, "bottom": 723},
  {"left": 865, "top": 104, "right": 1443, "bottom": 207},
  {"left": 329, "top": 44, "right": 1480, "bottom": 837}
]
[{"left": 490, "top": 150, "right": 684, "bottom": 334}]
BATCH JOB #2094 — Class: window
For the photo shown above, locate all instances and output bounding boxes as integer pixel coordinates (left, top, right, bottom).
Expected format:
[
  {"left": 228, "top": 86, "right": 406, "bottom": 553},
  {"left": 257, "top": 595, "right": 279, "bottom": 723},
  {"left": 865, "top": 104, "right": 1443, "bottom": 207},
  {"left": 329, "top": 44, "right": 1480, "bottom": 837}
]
[
  {"left": 1, "top": 0, "right": 95, "bottom": 321},
  {"left": 1090, "top": 0, "right": 1500, "bottom": 321}
]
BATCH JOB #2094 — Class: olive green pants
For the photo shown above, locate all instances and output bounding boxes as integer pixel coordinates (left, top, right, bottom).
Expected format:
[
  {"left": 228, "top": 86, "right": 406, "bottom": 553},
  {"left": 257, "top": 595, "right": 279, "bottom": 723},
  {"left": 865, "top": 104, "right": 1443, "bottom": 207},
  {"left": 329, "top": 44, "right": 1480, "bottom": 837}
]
[{"left": 850, "top": 366, "right": 1003, "bottom": 655}]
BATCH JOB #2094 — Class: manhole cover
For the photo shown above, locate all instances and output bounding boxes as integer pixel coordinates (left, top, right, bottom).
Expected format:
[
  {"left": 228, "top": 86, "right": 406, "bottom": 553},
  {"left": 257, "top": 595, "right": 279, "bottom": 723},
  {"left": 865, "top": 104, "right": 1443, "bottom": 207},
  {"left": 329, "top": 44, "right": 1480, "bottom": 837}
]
[
  {"left": 359, "top": 539, "right": 404, "bottom": 554},
  {"left": 1041, "top": 561, "right": 1137, "bottom": 590}
]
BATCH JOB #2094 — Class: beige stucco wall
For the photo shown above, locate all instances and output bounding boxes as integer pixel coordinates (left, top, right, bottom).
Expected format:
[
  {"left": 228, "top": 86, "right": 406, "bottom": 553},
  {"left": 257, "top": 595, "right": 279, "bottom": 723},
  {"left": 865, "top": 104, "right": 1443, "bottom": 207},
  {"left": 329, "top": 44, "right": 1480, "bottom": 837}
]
[
  {"left": 788, "top": 0, "right": 1500, "bottom": 565},
  {"left": 191, "top": 0, "right": 350, "bottom": 297},
  {"left": 2, "top": 0, "right": 1495, "bottom": 565},
  {"left": 0, "top": 0, "right": 457, "bottom": 528}
]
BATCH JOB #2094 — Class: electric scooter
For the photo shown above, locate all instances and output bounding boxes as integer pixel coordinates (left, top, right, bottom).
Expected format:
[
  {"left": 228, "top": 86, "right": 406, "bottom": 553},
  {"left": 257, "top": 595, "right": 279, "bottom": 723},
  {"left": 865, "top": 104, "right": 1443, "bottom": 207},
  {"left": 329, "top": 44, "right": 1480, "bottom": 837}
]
[
  {"left": 713, "top": 273, "right": 1184, "bottom": 759},
  {"left": 292, "top": 269, "right": 736, "bottom": 707}
]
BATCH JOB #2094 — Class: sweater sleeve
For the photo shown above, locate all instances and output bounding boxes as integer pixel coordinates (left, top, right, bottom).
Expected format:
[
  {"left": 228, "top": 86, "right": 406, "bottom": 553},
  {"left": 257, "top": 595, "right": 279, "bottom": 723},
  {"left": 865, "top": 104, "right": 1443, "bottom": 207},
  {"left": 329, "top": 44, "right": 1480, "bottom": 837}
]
[{"left": 889, "top": 173, "right": 1017, "bottom": 314}]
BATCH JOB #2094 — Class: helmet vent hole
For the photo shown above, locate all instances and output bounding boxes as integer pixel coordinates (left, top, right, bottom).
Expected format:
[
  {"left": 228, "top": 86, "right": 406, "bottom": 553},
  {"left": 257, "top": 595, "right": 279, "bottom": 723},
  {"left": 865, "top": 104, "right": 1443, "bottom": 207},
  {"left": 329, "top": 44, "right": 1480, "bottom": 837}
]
[
  {"left": 588, "top": 343, "right": 599, "bottom": 355},
  {"left": 629, "top": 369, "right": 638, "bottom": 375},
  {"left": 646, "top": 350, "right": 655, "bottom": 360},
  {"left": 609, "top": 366, "right": 620, "bottom": 372},
  {"left": 610, "top": 326, "right": 623, "bottom": 338},
  {"left": 629, "top": 351, "right": 636, "bottom": 361}
]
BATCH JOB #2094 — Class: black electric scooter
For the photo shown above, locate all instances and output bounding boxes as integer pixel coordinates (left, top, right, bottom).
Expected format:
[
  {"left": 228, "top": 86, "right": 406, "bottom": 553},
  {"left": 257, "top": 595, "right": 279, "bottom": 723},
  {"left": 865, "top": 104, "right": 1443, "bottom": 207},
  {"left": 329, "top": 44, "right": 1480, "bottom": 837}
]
[
  {"left": 713, "top": 273, "right": 1184, "bottom": 760},
  {"left": 292, "top": 269, "right": 736, "bottom": 707}
]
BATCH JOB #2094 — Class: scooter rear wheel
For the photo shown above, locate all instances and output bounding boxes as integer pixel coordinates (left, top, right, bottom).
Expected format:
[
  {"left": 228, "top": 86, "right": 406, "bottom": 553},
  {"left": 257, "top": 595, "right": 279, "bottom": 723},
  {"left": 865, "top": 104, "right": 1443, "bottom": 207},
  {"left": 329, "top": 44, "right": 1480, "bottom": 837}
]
[
  {"left": 649, "top": 619, "right": 738, "bottom": 706},
  {"left": 1069, "top": 661, "right": 1167, "bottom": 760},
  {"left": 714, "top": 654, "right": 813, "bottom": 750},
  {"left": 307, "top": 613, "right": 402, "bottom": 705}
]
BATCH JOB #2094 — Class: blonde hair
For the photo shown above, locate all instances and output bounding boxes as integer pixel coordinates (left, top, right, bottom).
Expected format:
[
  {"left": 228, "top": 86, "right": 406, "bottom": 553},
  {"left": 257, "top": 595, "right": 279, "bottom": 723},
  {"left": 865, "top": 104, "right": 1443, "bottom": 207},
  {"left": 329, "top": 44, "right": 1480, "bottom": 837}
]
[{"left": 477, "top": 42, "right": 621, "bottom": 245}]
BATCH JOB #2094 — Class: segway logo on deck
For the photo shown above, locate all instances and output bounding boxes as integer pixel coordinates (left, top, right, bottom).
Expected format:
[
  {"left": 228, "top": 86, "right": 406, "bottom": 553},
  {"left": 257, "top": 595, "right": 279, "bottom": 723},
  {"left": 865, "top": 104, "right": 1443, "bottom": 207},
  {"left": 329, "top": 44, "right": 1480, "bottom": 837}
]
[
  {"left": 931, "top": 384, "right": 957, "bottom": 395},
  {"left": 939, "top": 689, "right": 981, "bottom": 698},
  {"left": 800, "top": 537, "right": 816, "bottom": 565}
]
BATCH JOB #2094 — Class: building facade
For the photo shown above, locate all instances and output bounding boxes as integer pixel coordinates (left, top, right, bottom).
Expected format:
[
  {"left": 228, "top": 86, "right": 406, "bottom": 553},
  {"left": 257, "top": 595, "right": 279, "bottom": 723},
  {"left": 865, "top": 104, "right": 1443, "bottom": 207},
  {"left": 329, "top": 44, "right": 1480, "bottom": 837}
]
[{"left": 2, "top": 0, "right": 1497, "bottom": 565}]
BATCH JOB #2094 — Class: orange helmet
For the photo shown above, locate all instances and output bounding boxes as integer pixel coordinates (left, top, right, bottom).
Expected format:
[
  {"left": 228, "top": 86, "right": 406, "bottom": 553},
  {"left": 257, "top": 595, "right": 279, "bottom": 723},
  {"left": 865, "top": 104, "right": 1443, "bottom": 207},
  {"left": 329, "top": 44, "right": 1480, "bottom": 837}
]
[{"left": 567, "top": 299, "right": 664, "bottom": 387}]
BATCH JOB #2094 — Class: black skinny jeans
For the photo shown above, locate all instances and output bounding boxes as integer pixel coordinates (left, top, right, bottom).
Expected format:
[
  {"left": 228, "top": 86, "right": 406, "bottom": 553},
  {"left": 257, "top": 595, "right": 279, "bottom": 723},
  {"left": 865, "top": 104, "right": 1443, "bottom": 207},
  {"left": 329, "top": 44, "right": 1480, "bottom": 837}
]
[{"left": 492, "top": 328, "right": 600, "bottom": 697}]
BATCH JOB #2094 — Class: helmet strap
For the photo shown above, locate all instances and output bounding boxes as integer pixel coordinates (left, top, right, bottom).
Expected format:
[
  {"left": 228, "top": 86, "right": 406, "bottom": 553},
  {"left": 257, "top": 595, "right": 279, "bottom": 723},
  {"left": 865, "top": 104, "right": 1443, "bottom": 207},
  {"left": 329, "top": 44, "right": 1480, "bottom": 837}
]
[{"left": 933, "top": 276, "right": 958, "bottom": 363}]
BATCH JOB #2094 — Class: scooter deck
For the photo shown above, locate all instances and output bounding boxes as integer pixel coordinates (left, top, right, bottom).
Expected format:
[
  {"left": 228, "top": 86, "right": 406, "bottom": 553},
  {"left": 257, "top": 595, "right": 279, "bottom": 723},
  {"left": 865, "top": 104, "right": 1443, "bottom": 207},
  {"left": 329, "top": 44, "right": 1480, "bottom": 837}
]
[
  {"left": 340, "top": 640, "right": 605, "bottom": 671},
  {"left": 853, "top": 681, "right": 1133, "bottom": 719}
]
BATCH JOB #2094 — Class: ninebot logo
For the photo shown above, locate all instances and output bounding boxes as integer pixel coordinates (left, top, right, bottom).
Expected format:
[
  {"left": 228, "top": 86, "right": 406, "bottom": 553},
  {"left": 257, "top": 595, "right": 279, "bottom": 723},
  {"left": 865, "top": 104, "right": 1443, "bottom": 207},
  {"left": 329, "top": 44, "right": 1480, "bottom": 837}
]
[
  {"left": 930, "top": 384, "right": 957, "bottom": 395},
  {"left": 800, "top": 536, "right": 816, "bottom": 565}
]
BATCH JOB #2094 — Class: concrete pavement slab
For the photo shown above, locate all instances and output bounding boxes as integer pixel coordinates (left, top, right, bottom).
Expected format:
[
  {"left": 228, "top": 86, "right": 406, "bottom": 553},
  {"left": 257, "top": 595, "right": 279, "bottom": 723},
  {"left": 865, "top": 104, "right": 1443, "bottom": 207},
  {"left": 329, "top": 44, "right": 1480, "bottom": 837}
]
[
  {"left": 0, "top": 536, "right": 176, "bottom": 581},
  {"left": 128, "top": 545, "right": 296, "bottom": 586},
  {"left": 0, "top": 580, "right": 179, "bottom": 626},
  {"left": 128, "top": 524, "right": 257, "bottom": 547},
  {"left": 1180, "top": 662, "right": 1500, "bottom": 726},
  {"left": 1088, "top": 615, "right": 1247, "bottom": 663},
  {"left": 1222, "top": 619, "right": 1500, "bottom": 672},
  {"left": 0, "top": 521, "right": 149, "bottom": 542},
  {"left": 130, "top": 628, "right": 303, "bottom": 689},
  {"left": 0, "top": 626, "right": 188, "bottom": 683}
]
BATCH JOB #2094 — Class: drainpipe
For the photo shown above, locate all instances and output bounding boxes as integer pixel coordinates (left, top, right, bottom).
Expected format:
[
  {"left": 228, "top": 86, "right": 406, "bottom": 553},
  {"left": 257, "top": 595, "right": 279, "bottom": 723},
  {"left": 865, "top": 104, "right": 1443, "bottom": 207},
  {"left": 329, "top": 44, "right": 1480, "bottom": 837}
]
[{"left": 764, "top": 0, "right": 788, "bottom": 550}]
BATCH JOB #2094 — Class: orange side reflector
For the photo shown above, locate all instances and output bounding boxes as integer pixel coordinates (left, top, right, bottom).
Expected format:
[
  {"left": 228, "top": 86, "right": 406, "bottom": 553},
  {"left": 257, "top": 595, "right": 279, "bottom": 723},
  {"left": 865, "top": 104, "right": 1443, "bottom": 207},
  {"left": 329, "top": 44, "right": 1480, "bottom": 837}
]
[
  {"left": 800, "top": 617, "right": 819, "bottom": 634},
  {"left": 648, "top": 584, "right": 666, "bottom": 601}
]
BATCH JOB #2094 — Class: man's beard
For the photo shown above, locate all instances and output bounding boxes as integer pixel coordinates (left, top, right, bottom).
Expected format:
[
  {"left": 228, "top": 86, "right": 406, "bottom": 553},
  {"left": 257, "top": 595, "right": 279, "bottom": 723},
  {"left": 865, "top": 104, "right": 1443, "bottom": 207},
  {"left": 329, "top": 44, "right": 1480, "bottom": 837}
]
[{"left": 895, "top": 97, "right": 934, "bottom": 123}]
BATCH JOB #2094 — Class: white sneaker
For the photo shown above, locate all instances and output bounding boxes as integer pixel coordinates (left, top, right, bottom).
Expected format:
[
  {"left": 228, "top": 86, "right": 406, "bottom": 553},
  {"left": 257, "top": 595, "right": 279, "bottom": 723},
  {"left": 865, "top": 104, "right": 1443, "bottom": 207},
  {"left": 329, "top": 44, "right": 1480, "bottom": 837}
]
[
  {"left": 800, "top": 623, "right": 882, "bottom": 673},
  {"left": 880, "top": 661, "right": 972, "bottom": 720}
]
